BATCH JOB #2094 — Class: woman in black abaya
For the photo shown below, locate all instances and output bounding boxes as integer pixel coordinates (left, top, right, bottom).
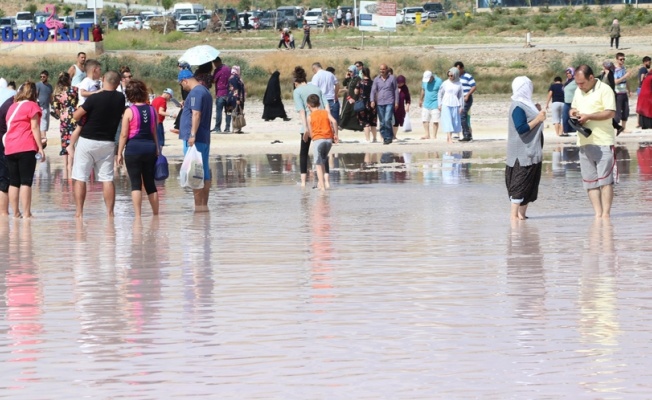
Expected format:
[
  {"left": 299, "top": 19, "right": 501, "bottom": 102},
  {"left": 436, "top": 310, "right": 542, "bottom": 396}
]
[{"left": 262, "top": 71, "right": 290, "bottom": 121}]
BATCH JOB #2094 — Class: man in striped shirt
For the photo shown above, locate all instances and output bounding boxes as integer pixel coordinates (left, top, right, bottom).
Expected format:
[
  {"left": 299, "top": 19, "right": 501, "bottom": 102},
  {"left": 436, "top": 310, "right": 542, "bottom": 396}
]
[{"left": 455, "top": 61, "right": 476, "bottom": 142}]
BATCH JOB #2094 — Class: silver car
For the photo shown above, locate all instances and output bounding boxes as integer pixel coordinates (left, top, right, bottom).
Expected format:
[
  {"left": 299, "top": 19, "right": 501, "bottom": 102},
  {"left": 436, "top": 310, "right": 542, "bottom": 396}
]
[{"left": 176, "top": 14, "right": 202, "bottom": 32}]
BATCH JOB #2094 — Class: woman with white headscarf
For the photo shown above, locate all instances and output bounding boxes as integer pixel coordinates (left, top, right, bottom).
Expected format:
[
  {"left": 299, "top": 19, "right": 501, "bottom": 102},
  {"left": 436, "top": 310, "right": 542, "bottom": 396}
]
[
  {"left": 505, "top": 76, "right": 547, "bottom": 221},
  {"left": 438, "top": 67, "right": 465, "bottom": 143}
]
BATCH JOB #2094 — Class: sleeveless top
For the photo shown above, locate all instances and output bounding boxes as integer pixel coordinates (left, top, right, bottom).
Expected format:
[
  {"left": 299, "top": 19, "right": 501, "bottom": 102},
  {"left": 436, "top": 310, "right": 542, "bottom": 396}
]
[
  {"left": 124, "top": 104, "right": 157, "bottom": 156},
  {"left": 71, "top": 64, "right": 86, "bottom": 86}
]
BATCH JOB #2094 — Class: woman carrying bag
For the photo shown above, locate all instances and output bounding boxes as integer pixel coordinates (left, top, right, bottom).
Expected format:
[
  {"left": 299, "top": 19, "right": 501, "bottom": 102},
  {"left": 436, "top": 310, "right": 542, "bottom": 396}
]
[{"left": 117, "top": 80, "right": 160, "bottom": 218}]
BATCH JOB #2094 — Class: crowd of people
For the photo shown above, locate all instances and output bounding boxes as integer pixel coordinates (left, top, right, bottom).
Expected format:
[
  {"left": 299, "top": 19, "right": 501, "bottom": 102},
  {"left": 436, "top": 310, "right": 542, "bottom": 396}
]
[
  {"left": 2, "top": 47, "right": 652, "bottom": 218},
  {"left": 0, "top": 51, "right": 245, "bottom": 218}
]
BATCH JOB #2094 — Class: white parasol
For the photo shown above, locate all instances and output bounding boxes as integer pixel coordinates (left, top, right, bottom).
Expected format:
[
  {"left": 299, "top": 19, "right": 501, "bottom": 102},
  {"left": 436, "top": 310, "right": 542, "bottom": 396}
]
[{"left": 178, "top": 45, "right": 220, "bottom": 66}]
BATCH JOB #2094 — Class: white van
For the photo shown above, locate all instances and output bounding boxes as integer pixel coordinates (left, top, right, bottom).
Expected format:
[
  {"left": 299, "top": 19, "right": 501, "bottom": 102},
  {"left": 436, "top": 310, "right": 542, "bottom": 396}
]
[
  {"left": 15, "top": 12, "right": 33, "bottom": 31},
  {"left": 173, "top": 3, "right": 205, "bottom": 19}
]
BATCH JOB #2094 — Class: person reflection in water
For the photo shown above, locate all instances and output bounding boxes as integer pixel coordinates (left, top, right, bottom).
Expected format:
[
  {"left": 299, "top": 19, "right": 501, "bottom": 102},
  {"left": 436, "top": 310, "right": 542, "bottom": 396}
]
[{"left": 505, "top": 76, "right": 546, "bottom": 220}]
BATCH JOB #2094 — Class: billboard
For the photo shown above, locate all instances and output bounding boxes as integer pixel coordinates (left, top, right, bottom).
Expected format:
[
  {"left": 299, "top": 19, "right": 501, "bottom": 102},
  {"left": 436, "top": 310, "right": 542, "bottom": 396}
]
[{"left": 359, "top": 1, "right": 397, "bottom": 32}]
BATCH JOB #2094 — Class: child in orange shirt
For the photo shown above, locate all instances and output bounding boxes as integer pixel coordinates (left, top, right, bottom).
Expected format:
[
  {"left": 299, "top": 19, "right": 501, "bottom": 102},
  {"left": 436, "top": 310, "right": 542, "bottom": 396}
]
[{"left": 304, "top": 94, "right": 338, "bottom": 190}]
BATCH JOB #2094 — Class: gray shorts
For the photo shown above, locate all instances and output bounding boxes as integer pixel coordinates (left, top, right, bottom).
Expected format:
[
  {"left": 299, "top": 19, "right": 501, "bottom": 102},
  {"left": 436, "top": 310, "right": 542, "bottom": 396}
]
[
  {"left": 580, "top": 145, "right": 615, "bottom": 190},
  {"left": 40, "top": 107, "right": 50, "bottom": 131},
  {"left": 313, "top": 139, "right": 332, "bottom": 166},
  {"left": 551, "top": 102, "right": 563, "bottom": 124},
  {"left": 71, "top": 137, "right": 115, "bottom": 182}
]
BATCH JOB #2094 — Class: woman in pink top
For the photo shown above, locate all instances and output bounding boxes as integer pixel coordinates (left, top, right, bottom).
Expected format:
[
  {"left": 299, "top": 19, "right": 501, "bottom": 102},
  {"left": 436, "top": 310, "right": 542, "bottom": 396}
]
[{"left": 4, "top": 82, "right": 45, "bottom": 218}]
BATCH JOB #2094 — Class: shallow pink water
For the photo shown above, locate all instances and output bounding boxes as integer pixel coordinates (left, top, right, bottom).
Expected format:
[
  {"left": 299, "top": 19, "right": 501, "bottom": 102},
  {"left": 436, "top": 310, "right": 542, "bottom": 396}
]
[{"left": 1, "top": 147, "right": 652, "bottom": 398}]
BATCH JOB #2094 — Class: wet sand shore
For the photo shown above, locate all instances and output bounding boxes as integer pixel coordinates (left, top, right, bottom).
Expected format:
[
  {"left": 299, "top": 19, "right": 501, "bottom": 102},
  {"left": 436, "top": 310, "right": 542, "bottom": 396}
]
[{"left": 43, "top": 95, "right": 652, "bottom": 159}]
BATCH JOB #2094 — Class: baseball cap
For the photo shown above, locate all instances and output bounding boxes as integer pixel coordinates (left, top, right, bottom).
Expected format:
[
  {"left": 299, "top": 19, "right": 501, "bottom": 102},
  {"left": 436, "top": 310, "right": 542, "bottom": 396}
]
[
  {"left": 178, "top": 69, "right": 193, "bottom": 82},
  {"left": 422, "top": 70, "right": 433, "bottom": 83},
  {"left": 163, "top": 88, "right": 174, "bottom": 96}
]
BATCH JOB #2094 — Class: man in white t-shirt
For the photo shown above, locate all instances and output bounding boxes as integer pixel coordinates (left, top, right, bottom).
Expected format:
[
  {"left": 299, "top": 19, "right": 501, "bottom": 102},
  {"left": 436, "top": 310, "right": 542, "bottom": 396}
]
[{"left": 310, "top": 62, "right": 337, "bottom": 124}]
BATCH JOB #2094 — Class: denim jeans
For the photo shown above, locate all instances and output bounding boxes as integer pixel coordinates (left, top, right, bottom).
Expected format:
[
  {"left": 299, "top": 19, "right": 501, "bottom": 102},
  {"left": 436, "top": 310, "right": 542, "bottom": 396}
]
[
  {"left": 461, "top": 95, "right": 473, "bottom": 139},
  {"left": 376, "top": 104, "right": 394, "bottom": 141},
  {"left": 157, "top": 123, "right": 165, "bottom": 148},
  {"left": 328, "top": 99, "right": 340, "bottom": 126},
  {"left": 214, "top": 96, "right": 231, "bottom": 131}
]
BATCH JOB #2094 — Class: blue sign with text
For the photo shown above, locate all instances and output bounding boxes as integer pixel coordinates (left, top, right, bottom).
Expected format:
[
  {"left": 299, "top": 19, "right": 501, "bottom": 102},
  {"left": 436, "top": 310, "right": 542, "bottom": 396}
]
[{"left": 1, "top": 23, "right": 92, "bottom": 42}]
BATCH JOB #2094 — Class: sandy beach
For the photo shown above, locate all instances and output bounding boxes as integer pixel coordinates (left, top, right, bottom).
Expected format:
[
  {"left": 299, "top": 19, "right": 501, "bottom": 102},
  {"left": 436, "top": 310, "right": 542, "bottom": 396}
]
[{"left": 42, "top": 94, "right": 652, "bottom": 160}]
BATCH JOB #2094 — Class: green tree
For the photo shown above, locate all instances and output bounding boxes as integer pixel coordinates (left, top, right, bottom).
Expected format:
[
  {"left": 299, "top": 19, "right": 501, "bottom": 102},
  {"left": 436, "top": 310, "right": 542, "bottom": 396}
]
[
  {"left": 239, "top": 0, "right": 252, "bottom": 11},
  {"left": 325, "top": 0, "right": 343, "bottom": 9},
  {"left": 161, "top": 0, "right": 174, "bottom": 12},
  {"left": 0, "top": 9, "right": 5, "bottom": 18},
  {"left": 63, "top": 6, "right": 73, "bottom": 16},
  {"left": 25, "top": 4, "right": 38, "bottom": 14}
]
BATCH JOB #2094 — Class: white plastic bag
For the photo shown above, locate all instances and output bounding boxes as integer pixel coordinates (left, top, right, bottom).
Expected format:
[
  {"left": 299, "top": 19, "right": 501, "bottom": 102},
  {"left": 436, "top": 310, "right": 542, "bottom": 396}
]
[
  {"left": 180, "top": 145, "right": 204, "bottom": 189},
  {"left": 403, "top": 113, "right": 412, "bottom": 132}
]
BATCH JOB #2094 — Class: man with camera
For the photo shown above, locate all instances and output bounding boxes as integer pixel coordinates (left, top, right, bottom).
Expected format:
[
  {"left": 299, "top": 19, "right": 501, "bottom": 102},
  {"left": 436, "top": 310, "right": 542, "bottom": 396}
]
[{"left": 570, "top": 64, "right": 617, "bottom": 219}]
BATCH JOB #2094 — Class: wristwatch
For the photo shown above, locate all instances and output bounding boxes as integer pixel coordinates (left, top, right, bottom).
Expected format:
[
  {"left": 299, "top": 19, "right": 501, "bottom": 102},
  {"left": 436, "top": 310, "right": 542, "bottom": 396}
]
[{"left": 190, "top": 134, "right": 196, "bottom": 138}]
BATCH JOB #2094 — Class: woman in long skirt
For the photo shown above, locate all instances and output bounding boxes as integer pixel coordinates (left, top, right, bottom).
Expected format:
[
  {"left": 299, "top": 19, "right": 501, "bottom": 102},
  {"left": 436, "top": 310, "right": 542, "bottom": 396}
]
[
  {"left": 505, "top": 76, "right": 547, "bottom": 220},
  {"left": 438, "top": 67, "right": 464, "bottom": 143}
]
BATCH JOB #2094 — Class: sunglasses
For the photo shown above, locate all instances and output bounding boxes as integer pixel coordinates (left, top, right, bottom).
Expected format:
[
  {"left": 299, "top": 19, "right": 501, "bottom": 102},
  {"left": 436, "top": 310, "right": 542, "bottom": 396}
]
[
  {"left": 618, "top": 58, "right": 625, "bottom": 61},
  {"left": 123, "top": 75, "right": 133, "bottom": 78}
]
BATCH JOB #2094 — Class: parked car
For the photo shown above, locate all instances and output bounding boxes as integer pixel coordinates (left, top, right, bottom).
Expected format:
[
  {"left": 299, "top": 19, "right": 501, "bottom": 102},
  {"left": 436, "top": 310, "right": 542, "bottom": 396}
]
[
  {"left": 238, "top": 10, "right": 261, "bottom": 29},
  {"left": 304, "top": 8, "right": 324, "bottom": 26},
  {"left": 257, "top": 10, "right": 277, "bottom": 29},
  {"left": 276, "top": 6, "right": 300, "bottom": 29},
  {"left": 74, "top": 9, "right": 95, "bottom": 27},
  {"left": 0, "top": 17, "right": 17, "bottom": 34},
  {"left": 176, "top": 14, "right": 202, "bottom": 32},
  {"left": 400, "top": 7, "right": 429, "bottom": 24},
  {"left": 58, "top": 16, "right": 75, "bottom": 30},
  {"left": 214, "top": 8, "right": 240, "bottom": 31},
  {"left": 142, "top": 15, "right": 155, "bottom": 30},
  {"left": 199, "top": 14, "right": 210, "bottom": 30},
  {"left": 118, "top": 15, "right": 143, "bottom": 30},
  {"left": 423, "top": 2, "right": 446, "bottom": 19},
  {"left": 15, "top": 12, "right": 33, "bottom": 31}
]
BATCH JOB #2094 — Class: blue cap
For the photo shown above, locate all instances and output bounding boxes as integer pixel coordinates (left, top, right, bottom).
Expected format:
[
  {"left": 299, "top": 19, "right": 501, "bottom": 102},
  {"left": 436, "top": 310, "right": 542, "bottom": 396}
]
[{"left": 178, "top": 69, "right": 193, "bottom": 82}]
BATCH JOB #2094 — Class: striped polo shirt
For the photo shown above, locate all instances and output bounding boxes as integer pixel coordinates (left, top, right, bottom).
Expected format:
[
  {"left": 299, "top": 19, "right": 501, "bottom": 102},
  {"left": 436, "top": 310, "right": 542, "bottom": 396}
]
[{"left": 460, "top": 72, "right": 476, "bottom": 96}]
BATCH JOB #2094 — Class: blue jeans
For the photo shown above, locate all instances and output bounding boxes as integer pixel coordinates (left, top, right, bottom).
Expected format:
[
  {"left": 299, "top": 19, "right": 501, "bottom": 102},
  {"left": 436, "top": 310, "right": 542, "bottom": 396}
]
[
  {"left": 328, "top": 99, "right": 340, "bottom": 126},
  {"left": 214, "top": 96, "right": 231, "bottom": 131},
  {"left": 156, "top": 123, "right": 165, "bottom": 148},
  {"left": 376, "top": 104, "right": 394, "bottom": 141},
  {"left": 461, "top": 95, "right": 473, "bottom": 138}
]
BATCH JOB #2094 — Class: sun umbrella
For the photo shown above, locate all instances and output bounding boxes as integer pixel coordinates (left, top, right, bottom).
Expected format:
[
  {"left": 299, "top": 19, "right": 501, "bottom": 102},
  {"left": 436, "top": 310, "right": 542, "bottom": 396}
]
[{"left": 178, "top": 45, "right": 220, "bottom": 66}]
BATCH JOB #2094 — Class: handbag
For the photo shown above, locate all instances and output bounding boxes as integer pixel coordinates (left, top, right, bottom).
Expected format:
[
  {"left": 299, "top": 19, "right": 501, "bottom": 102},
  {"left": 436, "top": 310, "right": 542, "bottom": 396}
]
[
  {"left": 154, "top": 150, "right": 169, "bottom": 181},
  {"left": 353, "top": 98, "right": 365, "bottom": 113},
  {"left": 402, "top": 113, "right": 412, "bottom": 132},
  {"left": 232, "top": 105, "right": 246, "bottom": 131}
]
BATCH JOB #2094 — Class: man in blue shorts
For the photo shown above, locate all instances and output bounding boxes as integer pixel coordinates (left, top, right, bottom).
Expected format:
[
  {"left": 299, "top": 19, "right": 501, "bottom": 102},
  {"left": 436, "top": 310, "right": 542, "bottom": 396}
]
[{"left": 178, "top": 69, "right": 213, "bottom": 211}]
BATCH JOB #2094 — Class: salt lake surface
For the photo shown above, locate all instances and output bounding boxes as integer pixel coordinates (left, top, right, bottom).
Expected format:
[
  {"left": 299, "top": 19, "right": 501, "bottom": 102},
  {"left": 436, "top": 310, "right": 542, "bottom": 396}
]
[{"left": 2, "top": 145, "right": 652, "bottom": 399}]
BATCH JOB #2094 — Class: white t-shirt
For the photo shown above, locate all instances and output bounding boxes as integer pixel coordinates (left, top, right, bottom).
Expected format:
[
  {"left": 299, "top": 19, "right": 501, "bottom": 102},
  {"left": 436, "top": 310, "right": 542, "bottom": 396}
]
[
  {"left": 310, "top": 69, "right": 337, "bottom": 101},
  {"left": 77, "top": 77, "right": 101, "bottom": 106}
]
